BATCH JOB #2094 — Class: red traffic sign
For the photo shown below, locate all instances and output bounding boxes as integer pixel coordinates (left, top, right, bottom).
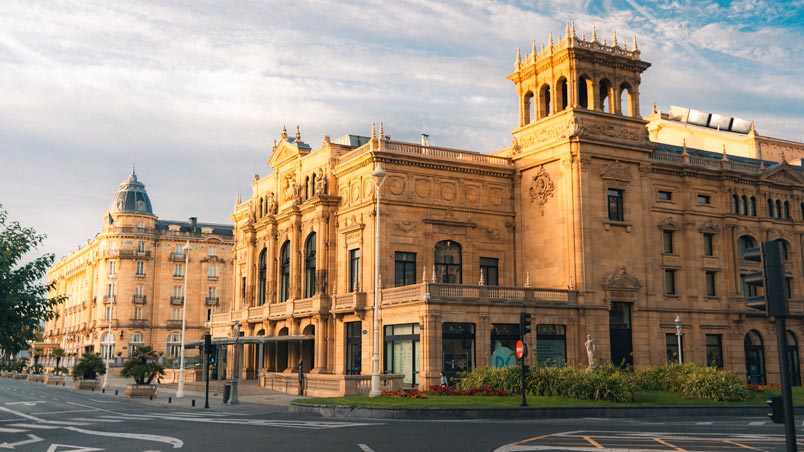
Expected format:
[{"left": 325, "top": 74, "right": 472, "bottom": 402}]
[{"left": 515, "top": 340, "right": 525, "bottom": 359}]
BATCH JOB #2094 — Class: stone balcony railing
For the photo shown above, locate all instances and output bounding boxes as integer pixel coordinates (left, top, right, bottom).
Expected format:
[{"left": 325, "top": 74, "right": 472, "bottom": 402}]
[
  {"left": 206, "top": 296, "right": 220, "bottom": 306},
  {"left": 133, "top": 295, "right": 147, "bottom": 304},
  {"left": 170, "top": 296, "right": 184, "bottom": 305}
]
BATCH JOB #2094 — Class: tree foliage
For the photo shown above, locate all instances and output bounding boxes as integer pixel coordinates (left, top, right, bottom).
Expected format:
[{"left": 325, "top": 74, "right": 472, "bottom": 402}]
[
  {"left": 0, "top": 205, "right": 65, "bottom": 354},
  {"left": 120, "top": 346, "right": 165, "bottom": 385},
  {"left": 72, "top": 352, "right": 106, "bottom": 380}
]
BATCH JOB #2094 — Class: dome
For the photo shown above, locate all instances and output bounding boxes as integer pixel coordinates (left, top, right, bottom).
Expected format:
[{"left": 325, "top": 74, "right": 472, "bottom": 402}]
[{"left": 109, "top": 168, "right": 154, "bottom": 216}]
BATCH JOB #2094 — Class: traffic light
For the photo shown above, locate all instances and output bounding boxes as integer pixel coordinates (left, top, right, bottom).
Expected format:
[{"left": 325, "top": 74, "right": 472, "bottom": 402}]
[
  {"left": 208, "top": 344, "right": 217, "bottom": 366},
  {"left": 743, "top": 240, "right": 788, "bottom": 317},
  {"left": 519, "top": 312, "right": 532, "bottom": 339},
  {"left": 768, "top": 396, "right": 784, "bottom": 423}
]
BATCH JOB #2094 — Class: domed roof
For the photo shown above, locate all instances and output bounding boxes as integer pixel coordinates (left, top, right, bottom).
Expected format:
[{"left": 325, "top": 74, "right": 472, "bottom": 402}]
[{"left": 109, "top": 168, "right": 154, "bottom": 216}]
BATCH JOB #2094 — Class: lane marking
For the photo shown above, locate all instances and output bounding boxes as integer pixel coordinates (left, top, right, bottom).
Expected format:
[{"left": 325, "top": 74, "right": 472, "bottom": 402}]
[
  {"left": 722, "top": 439, "right": 766, "bottom": 451},
  {"left": 71, "top": 418, "right": 124, "bottom": 423},
  {"left": 0, "top": 433, "right": 43, "bottom": 449},
  {"left": 63, "top": 427, "right": 182, "bottom": 449},
  {"left": 33, "top": 409, "right": 97, "bottom": 416},
  {"left": 7, "top": 423, "right": 61, "bottom": 430},
  {"left": 46, "top": 444, "right": 104, "bottom": 452},
  {"left": 0, "top": 427, "right": 28, "bottom": 433},
  {"left": 358, "top": 444, "right": 375, "bottom": 452},
  {"left": 583, "top": 436, "right": 603, "bottom": 448},
  {"left": 6, "top": 401, "right": 46, "bottom": 406},
  {"left": 654, "top": 437, "right": 686, "bottom": 451},
  {"left": 695, "top": 422, "right": 714, "bottom": 425},
  {"left": 748, "top": 421, "right": 768, "bottom": 426}
]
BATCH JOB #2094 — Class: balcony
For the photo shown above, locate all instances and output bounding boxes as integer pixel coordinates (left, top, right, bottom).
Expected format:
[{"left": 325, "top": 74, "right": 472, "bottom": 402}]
[
  {"left": 205, "top": 296, "right": 219, "bottom": 306},
  {"left": 135, "top": 272, "right": 146, "bottom": 278},
  {"left": 207, "top": 275, "right": 218, "bottom": 281},
  {"left": 103, "top": 296, "right": 115, "bottom": 304},
  {"left": 169, "top": 252, "right": 187, "bottom": 262},
  {"left": 133, "top": 295, "right": 147, "bottom": 304},
  {"left": 173, "top": 273, "right": 184, "bottom": 279},
  {"left": 170, "top": 296, "right": 184, "bottom": 306},
  {"left": 129, "top": 319, "right": 148, "bottom": 328},
  {"left": 166, "top": 320, "right": 183, "bottom": 328}
]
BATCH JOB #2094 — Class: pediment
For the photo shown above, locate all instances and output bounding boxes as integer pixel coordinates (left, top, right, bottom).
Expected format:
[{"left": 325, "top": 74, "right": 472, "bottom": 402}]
[
  {"left": 697, "top": 221, "right": 720, "bottom": 234},
  {"left": 604, "top": 266, "right": 642, "bottom": 290},
  {"left": 658, "top": 216, "right": 680, "bottom": 231},
  {"left": 268, "top": 139, "right": 310, "bottom": 168},
  {"left": 759, "top": 163, "right": 804, "bottom": 187},
  {"left": 600, "top": 160, "right": 633, "bottom": 183}
]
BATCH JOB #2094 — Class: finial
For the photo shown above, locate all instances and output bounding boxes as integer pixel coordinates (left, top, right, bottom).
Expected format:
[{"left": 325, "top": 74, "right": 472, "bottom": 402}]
[
  {"left": 781, "top": 151, "right": 787, "bottom": 163},
  {"left": 613, "top": 31, "right": 618, "bottom": 47},
  {"left": 516, "top": 47, "right": 521, "bottom": 65},
  {"left": 379, "top": 122, "right": 384, "bottom": 140},
  {"left": 273, "top": 139, "right": 277, "bottom": 148},
  {"left": 592, "top": 25, "right": 597, "bottom": 42},
  {"left": 633, "top": 34, "right": 638, "bottom": 51},
  {"left": 549, "top": 31, "right": 553, "bottom": 47},
  {"left": 295, "top": 125, "right": 301, "bottom": 140},
  {"left": 431, "top": 266, "right": 436, "bottom": 283},
  {"left": 531, "top": 40, "right": 536, "bottom": 55},
  {"left": 571, "top": 20, "right": 576, "bottom": 36},
  {"left": 682, "top": 139, "right": 688, "bottom": 155},
  {"left": 565, "top": 22, "right": 570, "bottom": 40},
  {"left": 652, "top": 102, "right": 657, "bottom": 114},
  {"left": 479, "top": 270, "right": 485, "bottom": 286},
  {"left": 131, "top": 164, "right": 136, "bottom": 178},
  {"left": 422, "top": 267, "right": 427, "bottom": 284},
  {"left": 722, "top": 144, "right": 728, "bottom": 161},
  {"left": 603, "top": 36, "right": 607, "bottom": 45},
  {"left": 281, "top": 125, "right": 288, "bottom": 140},
  {"left": 525, "top": 272, "right": 531, "bottom": 288},
  {"left": 323, "top": 135, "right": 330, "bottom": 145},
  {"left": 371, "top": 122, "right": 376, "bottom": 140},
  {"left": 235, "top": 192, "right": 241, "bottom": 205}
]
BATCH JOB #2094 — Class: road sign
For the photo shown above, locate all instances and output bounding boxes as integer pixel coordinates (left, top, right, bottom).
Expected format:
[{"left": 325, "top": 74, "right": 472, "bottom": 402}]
[{"left": 515, "top": 340, "right": 525, "bottom": 359}]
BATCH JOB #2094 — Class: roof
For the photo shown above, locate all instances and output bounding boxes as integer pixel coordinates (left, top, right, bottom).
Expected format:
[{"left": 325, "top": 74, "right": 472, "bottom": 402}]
[
  {"left": 155, "top": 218, "right": 234, "bottom": 237},
  {"left": 108, "top": 168, "right": 154, "bottom": 216},
  {"left": 653, "top": 142, "right": 802, "bottom": 173}
]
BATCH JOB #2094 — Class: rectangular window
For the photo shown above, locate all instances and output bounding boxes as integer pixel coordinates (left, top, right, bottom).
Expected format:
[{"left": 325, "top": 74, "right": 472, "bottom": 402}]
[
  {"left": 666, "top": 333, "right": 683, "bottom": 364},
  {"left": 134, "top": 307, "right": 143, "bottom": 320},
  {"left": 171, "top": 308, "right": 181, "bottom": 321},
  {"left": 491, "top": 324, "right": 519, "bottom": 368},
  {"left": 208, "top": 264, "right": 217, "bottom": 279},
  {"left": 349, "top": 249, "right": 360, "bottom": 293},
  {"left": 697, "top": 194, "right": 711, "bottom": 204},
  {"left": 175, "top": 244, "right": 183, "bottom": 255},
  {"left": 137, "top": 241, "right": 145, "bottom": 253},
  {"left": 241, "top": 276, "right": 247, "bottom": 301},
  {"left": 480, "top": 257, "right": 499, "bottom": 286},
  {"left": 703, "top": 233, "right": 714, "bottom": 256},
  {"left": 705, "top": 271, "right": 716, "bottom": 297},
  {"left": 394, "top": 252, "right": 417, "bottom": 287},
  {"left": 346, "top": 321, "right": 362, "bottom": 375},
  {"left": 208, "top": 286, "right": 217, "bottom": 298},
  {"left": 658, "top": 190, "right": 672, "bottom": 201},
  {"left": 662, "top": 230, "right": 674, "bottom": 254},
  {"left": 108, "top": 261, "right": 116, "bottom": 276},
  {"left": 106, "top": 283, "right": 115, "bottom": 298},
  {"left": 706, "top": 334, "right": 723, "bottom": 368},
  {"left": 135, "top": 284, "right": 144, "bottom": 296},
  {"left": 173, "top": 264, "right": 183, "bottom": 278},
  {"left": 105, "top": 306, "right": 113, "bottom": 321},
  {"left": 607, "top": 189, "right": 624, "bottom": 221},
  {"left": 136, "top": 261, "right": 145, "bottom": 276},
  {"left": 208, "top": 246, "right": 216, "bottom": 256},
  {"left": 664, "top": 269, "right": 677, "bottom": 295},
  {"left": 384, "top": 323, "right": 421, "bottom": 385},
  {"left": 535, "top": 324, "right": 567, "bottom": 367},
  {"left": 173, "top": 285, "right": 182, "bottom": 297}
]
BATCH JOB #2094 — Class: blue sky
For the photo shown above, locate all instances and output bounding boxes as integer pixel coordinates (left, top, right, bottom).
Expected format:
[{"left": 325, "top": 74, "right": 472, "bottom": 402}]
[{"left": 2, "top": 0, "right": 803, "bottom": 261}]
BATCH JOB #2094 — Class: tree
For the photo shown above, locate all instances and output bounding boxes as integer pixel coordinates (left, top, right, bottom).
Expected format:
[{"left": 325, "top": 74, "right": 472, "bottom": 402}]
[
  {"left": 72, "top": 352, "right": 106, "bottom": 380},
  {"left": 0, "top": 205, "right": 65, "bottom": 354},
  {"left": 120, "top": 346, "right": 164, "bottom": 385}
]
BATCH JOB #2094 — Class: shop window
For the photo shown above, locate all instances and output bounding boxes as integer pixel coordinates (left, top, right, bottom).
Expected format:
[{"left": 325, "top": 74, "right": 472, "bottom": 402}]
[
  {"left": 384, "top": 323, "right": 420, "bottom": 385},
  {"left": 666, "top": 333, "right": 683, "bottom": 364},
  {"left": 706, "top": 334, "right": 723, "bottom": 368},
  {"left": 442, "top": 323, "right": 474, "bottom": 377},
  {"left": 490, "top": 324, "right": 518, "bottom": 368},
  {"left": 536, "top": 324, "right": 566, "bottom": 367}
]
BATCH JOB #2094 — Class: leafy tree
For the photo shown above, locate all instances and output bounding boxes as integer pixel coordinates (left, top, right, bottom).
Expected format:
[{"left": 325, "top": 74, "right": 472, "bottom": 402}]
[
  {"left": 120, "top": 346, "right": 164, "bottom": 385},
  {"left": 0, "top": 205, "right": 65, "bottom": 354},
  {"left": 72, "top": 352, "right": 106, "bottom": 380}
]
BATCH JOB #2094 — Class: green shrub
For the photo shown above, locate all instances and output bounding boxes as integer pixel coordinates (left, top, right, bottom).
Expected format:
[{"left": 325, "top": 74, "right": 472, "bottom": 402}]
[
  {"left": 456, "top": 366, "right": 520, "bottom": 392},
  {"left": 633, "top": 363, "right": 747, "bottom": 402},
  {"left": 72, "top": 353, "right": 106, "bottom": 380}
]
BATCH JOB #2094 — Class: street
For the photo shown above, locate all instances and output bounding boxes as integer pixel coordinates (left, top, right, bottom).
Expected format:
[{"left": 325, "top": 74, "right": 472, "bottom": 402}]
[{"left": 0, "top": 378, "right": 799, "bottom": 452}]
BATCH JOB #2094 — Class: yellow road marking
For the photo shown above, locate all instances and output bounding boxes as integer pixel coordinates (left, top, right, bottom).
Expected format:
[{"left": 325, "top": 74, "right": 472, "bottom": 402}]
[
  {"left": 511, "top": 434, "right": 551, "bottom": 446},
  {"left": 722, "top": 439, "right": 767, "bottom": 451},
  {"left": 654, "top": 437, "right": 686, "bottom": 451},
  {"left": 583, "top": 436, "right": 603, "bottom": 448}
]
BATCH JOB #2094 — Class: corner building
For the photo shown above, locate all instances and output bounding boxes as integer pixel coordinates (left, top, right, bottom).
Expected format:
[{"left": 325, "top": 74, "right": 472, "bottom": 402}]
[
  {"left": 213, "top": 27, "right": 804, "bottom": 396},
  {"left": 44, "top": 170, "right": 234, "bottom": 368}
]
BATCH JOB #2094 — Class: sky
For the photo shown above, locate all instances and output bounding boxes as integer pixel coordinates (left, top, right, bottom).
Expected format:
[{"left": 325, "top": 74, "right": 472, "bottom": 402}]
[{"left": 2, "top": 0, "right": 804, "bottom": 262}]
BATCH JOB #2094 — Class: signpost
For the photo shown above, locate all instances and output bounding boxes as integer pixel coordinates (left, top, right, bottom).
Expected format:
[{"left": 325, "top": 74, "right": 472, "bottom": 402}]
[{"left": 515, "top": 340, "right": 525, "bottom": 359}]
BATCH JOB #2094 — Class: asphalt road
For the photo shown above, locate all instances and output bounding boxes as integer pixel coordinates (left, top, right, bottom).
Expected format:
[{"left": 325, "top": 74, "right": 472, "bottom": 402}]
[{"left": 0, "top": 378, "right": 799, "bottom": 452}]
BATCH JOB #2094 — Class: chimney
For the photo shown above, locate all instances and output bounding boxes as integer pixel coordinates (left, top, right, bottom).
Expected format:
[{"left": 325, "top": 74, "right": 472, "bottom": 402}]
[
  {"left": 189, "top": 217, "right": 197, "bottom": 232},
  {"left": 421, "top": 134, "right": 429, "bottom": 147}
]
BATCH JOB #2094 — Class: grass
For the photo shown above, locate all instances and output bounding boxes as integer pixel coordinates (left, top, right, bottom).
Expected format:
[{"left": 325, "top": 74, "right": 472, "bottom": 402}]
[{"left": 296, "top": 387, "right": 804, "bottom": 408}]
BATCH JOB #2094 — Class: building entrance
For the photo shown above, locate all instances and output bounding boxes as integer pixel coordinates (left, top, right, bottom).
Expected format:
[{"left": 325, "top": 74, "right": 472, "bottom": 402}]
[{"left": 609, "top": 302, "right": 633, "bottom": 368}]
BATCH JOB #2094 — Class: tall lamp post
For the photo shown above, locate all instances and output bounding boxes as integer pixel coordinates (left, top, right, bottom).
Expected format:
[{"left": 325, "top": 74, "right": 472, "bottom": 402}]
[
  {"left": 674, "top": 314, "right": 683, "bottom": 364},
  {"left": 369, "top": 162, "right": 387, "bottom": 398},
  {"left": 231, "top": 320, "right": 240, "bottom": 404},
  {"left": 177, "top": 241, "right": 190, "bottom": 398},
  {"left": 102, "top": 274, "right": 115, "bottom": 390}
]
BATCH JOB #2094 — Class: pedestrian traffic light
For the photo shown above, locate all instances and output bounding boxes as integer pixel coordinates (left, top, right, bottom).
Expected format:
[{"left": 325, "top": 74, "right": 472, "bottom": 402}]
[
  {"left": 768, "top": 395, "right": 784, "bottom": 423},
  {"left": 207, "top": 344, "right": 217, "bottom": 366},
  {"left": 519, "top": 312, "right": 532, "bottom": 339},
  {"left": 743, "top": 240, "right": 788, "bottom": 317}
]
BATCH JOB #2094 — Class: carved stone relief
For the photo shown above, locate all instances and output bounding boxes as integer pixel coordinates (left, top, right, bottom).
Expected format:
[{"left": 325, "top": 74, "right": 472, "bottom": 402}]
[
  {"left": 600, "top": 161, "right": 633, "bottom": 183},
  {"left": 388, "top": 175, "right": 406, "bottom": 196},
  {"left": 488, "top": 187, "right": 504, "bottom": 206},
  {"left": 440, "top": 181, "right": 457, "bottom": 202},
  {"left": 394, "top": 221, "right": 419, "bottom": 233},
  {"left": 464, "top": 183, "right": 481, "bottom": 204},
  {"left": 414, "top": 177, "right": 431, "bottom": 198},
  {"left": 528, "top": 165, "right": 555, "bottom": 216}
]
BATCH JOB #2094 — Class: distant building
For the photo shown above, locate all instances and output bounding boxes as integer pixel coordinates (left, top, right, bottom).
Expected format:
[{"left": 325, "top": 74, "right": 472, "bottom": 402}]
[
  {"left": 43, "top": 169, "right": 234, "bottom": 368},
  {"left": 209, "top": 27, "right": 801, "bottom": 396}
]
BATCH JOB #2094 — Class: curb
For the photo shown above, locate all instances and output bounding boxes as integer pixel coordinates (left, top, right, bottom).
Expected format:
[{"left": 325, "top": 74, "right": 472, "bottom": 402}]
[{"left": 290, "top": 402, "right": 803, "bottom": 420}]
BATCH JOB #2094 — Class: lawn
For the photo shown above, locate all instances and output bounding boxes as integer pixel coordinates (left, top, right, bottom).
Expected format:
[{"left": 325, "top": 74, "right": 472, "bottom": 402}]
[{"left": 296, "top": 387, "right": 804, "bottom": 408}]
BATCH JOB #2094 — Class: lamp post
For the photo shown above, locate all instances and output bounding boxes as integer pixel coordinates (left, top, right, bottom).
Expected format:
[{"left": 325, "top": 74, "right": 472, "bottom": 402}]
[
  {"left": 369, "top": 162, "right": 387, "bottom": 398},
  {"left": 674, "top": 314, "right": 683, "bottom": 364},
  {"left": 176, "top": 241, "right": 190, "bottom": 398},
  {"left": 231, "top": 320, "right": 240, "bottom": 404},
  {"left": 102, "top": 274, "right": 115, "bottom": 390}
]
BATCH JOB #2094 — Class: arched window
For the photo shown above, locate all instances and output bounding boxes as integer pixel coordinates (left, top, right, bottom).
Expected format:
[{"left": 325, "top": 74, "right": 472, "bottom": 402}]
[
  {"left": 787, "top": 331, "right": 801, "bottom": 386},
  {"left": 599, "top": 79, "right": 613, "bottom": 113},
  {"left": 776, "top": 200, "right": 782, "bottom": 218},
  {"left": 737, "top": 236, "right": 756, "bottom": 257},
  {"left": 557, "top": 77, "right": 568, "bottom": 111},
  {"left": 539, "top": 84, "right": 551, "bottom": 118},
  {"left": 434, "top": 240, "right": 462, "bottom": 284},
  {"left": 768, "top": 199, "right": 774, "bottom": 217},
  {"left": 304, "top": 176, "right": 309, "bottom": 200},
  {"left": 578, "top": 75, "right": 593, "bottom": 109},
  {"left": 523, "top": 91, "right": 534, "bottom": 125},
  {"left": 167, "top": 332, "right": 181, "bottom": 357},
  {"left": 750, "top": 197, "right": 757, "bottom": 216},
  {"left": 259, "top": 198, "right": 264, "bottom": 219},
  {"left": 784, "top": 201, "right": 791, "bottom": 219},
  {"left": 744, "top": 330, "right": 766, "bottom": 385},
  {"left": 732, "top": 195, "right": 739, "bottom": 214},
  {"left": 280, "top": 241, "right": 290, "bottom": 302},
  {"left": 740, "top": 196, "right": 747, "bottom": 216},
  {"left": 619, "top": 82, "right": 634, "bottom": 116},
  {"left": 258, "top": 248, "right": 267, "bottom": 306},
  {"left": 304, "top": 233, "right": 317, "bottom": 298},
  {"left": 779, "top": 240, "right": 790, "bottom": 261},
  {"left": 101, "top": 332, "right": 115, "bottom": 360}
]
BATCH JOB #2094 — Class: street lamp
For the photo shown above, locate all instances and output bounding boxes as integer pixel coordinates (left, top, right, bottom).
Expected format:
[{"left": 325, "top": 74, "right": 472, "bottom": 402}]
[
  {"left": 674, "top": 314, "right": 683, "bottom": 364},
  {"left": 102, "top": 273, "right": 115, "bottom": 390},
  {"left": 176, "top": 241, "right": 190, "bottom": 398},
  {"left": 231, "top": 320, "right": 240, "bottom": 404},
  {"left": 369, "top": 162, "right": 387, "bottom": 398}
]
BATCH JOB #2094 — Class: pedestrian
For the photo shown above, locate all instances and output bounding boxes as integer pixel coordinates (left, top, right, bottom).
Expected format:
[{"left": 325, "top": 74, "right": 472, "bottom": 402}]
[{"left": 440, "top": 371, "right": 448, "bottom": 388}]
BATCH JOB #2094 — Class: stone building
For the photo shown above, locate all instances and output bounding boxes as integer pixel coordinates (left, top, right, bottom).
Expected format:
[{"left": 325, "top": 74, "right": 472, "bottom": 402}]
[
  {"left": 43, "top": 169, "right": 234, "bottom": 368},
  {"left": 211, "top": 26, "right": 804, "bottom": 396}
]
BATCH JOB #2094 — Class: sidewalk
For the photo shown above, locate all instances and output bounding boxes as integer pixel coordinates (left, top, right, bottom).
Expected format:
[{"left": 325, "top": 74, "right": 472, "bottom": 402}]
[{"left": 79, "top": 372, "right": 301, "bottom": 414}]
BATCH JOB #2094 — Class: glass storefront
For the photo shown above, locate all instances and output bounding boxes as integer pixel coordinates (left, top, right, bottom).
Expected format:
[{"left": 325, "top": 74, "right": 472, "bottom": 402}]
[
  {"left": 536, "top": 324, "right": 566, "bottom": 367},
  {"left": 384, "top": 323, "right": 420, "bottom": 385},
  {"left": 442, "top": 322, "right": 474, "bottom": 376}
]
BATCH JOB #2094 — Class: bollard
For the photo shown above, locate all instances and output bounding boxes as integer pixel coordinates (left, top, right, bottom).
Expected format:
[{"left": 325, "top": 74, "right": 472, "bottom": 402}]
[
  {"left": 192, "top": 399, "right": 195, "bottom": 407},
  {"left": 149, "top": 395, "right": 153, "bottom": 400},
  {"left": 62, "top": 382, "right": 65, "bottom": 387},
  {"left": 102, "top": 388, "right": 105, "bottom": 393},
  {"left": 115, "top": 389, "right": 118, "bottom": 396},
  {"left": 168, "top": 397, "right": 172, "bottom": 404},
  {"left": 91, "top": 387, "right": 95, "bottom": 392}
]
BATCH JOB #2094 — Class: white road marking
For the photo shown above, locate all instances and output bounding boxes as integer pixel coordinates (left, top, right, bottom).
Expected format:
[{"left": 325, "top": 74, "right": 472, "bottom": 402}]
[
  {"left": 0, "top": 427, "right": 28, "bottom": 433},
  {"left": 71, "top": 418, "right": 124, "bottom": 423},
  {"left": 358, "top": 444, "right": 375, "bottom": 452},
  {"left": 7, "top": 423, "right": 62, "bottom": 430},
  {"left": 0, "top": 433, "right": 43, "bottom": 449},
  {"left": 748, "top": 421, "right": 768, "bottom": 426},
  {"left": 6, "top": 401, "right": 46, "bottom": 406},
  {"left": 695, "top": 421, "right": 714, "bottom": 425},
  {"left": 64, "top": 426, "right": 183, "bottom": 449},
  {"left": 33, "top": 409, "right": 97, "bottom": 416},
  {"left": 46, "top": 444, "right": 105, "bottom": 452}
]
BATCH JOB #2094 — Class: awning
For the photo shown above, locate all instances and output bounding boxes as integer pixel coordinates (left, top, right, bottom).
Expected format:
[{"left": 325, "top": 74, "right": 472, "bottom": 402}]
[{"left": 184, "top": 334, "right": 314, "bottom": 349}]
